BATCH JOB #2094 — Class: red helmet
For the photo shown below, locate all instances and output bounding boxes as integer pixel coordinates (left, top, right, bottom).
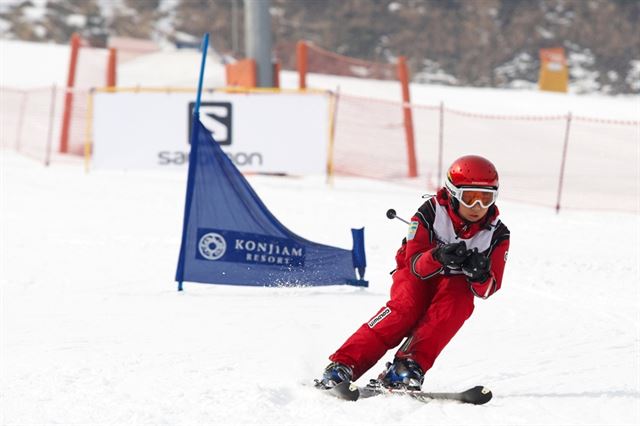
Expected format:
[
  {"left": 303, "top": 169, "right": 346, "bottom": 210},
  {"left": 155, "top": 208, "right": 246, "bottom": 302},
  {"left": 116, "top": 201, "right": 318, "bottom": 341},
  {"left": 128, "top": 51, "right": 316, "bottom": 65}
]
[
  {"left": 446, "top": 155, "right": 499, "bottom": 189},
  {"left": 444, "top": 155, "right": 499, "bottom": 209}
]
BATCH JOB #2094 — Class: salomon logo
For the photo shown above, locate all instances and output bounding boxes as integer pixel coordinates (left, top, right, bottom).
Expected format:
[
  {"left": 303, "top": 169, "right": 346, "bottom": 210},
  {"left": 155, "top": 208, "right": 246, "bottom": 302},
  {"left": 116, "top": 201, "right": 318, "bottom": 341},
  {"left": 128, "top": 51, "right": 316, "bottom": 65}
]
[
  {"left": 368, "top": 307, "right": 391, "bottom": 328},
  {"left": 189, "top": 102, "right": 232, "bottom": 145},
  {"left": 182, "top": 102, "right": 263, "bottom": 168}
]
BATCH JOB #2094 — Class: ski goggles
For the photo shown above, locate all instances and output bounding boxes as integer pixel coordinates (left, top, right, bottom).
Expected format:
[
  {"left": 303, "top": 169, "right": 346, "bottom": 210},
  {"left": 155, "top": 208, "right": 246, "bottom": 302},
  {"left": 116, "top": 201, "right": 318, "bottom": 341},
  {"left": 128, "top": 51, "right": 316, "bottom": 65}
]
[{"left": 445, "top": 180, "right": 498, "bottom": 209}]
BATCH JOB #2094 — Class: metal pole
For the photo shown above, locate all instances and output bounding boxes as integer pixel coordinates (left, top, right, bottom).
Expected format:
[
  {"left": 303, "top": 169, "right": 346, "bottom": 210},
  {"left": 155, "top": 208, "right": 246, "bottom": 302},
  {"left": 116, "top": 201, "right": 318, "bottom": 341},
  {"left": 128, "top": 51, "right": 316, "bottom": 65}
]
[
  {"left": 555, "top": 112, "right": 572, "bottom": 214},
  {"left": 45, "top": 84, "right": 58, "bottom": 166},
  {"left": 193, "top": 33, "right": 210, "bottom": 115},
  {"left": 326, "top": 87, "right": 340, "bottom": 185},
  {"left": 244, "top": 0, "right": 273, "bottom": 87},
  {"left": 83, "top": 88, "right": 94, "bottom": 173},
  {"left": 176, "top": 33, "right": 210, "bottom": 292},
  {"left": 15, "top": 90, "right": 28, "bottom": 152},
  {"left": 386, "top": 209, "right": 411, "bottom": 225}
]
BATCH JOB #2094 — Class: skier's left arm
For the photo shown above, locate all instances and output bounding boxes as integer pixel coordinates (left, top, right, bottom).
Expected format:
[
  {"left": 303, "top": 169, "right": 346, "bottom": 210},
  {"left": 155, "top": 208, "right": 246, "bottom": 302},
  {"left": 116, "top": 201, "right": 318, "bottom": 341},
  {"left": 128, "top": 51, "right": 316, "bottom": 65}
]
[{"left": 465, "top": 238, "right": 510, "bottom": 299}]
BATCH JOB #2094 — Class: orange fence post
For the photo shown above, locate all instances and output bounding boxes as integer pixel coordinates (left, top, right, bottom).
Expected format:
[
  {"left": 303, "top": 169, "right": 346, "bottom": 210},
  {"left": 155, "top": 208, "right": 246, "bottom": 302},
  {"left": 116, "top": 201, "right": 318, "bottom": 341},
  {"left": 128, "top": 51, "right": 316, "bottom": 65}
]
[
  {"left": 397, "top": 56, "right": 417, "bottom": 178},
  {"left": 297, "top": 41, "right": 307, "bottom": 89},
  {"left": 106, "top": 48, "right": 117, "bottom": 87},
  {"left": 272, "top": 62, "right": 280, "bottom": 88},
  {"left": 60, "top": 32, "right": 81, "bottom": 153}
]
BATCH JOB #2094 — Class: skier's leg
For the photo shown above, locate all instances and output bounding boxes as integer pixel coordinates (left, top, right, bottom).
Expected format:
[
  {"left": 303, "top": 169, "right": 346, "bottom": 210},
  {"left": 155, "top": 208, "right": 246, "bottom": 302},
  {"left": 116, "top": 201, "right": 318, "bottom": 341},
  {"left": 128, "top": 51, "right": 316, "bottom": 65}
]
[
  {"left": 328, "top": 269, "right": 435, "bottom": 380},
  {"left": 394, "top": 275, "right": 475, "bottom": 375}
]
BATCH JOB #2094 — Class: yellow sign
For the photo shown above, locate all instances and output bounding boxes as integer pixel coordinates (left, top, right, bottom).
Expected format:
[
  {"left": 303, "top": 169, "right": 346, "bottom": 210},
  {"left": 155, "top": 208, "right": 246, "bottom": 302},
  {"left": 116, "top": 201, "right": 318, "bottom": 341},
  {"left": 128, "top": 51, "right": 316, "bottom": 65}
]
[{"left": 538, "top": 47, "right": 569, "bottom": 93}]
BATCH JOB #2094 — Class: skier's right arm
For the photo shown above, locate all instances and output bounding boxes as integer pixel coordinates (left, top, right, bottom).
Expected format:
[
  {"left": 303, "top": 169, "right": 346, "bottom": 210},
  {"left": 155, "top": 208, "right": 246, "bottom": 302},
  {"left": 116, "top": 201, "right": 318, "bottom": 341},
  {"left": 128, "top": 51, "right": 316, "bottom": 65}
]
[{"left": 403, "top": 217, "right": 443, "bottom": 280}]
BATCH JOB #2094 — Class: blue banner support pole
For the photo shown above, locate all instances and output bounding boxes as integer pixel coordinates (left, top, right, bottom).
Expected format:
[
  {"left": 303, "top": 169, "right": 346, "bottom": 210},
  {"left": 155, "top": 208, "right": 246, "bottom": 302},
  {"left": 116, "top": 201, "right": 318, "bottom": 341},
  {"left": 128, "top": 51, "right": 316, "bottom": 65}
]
[
  {"left": 176, "top": 33, "right": 210, "bottom": 291},
  {"left": 348, "top": 227, "right": 368, "bottom": 287}
]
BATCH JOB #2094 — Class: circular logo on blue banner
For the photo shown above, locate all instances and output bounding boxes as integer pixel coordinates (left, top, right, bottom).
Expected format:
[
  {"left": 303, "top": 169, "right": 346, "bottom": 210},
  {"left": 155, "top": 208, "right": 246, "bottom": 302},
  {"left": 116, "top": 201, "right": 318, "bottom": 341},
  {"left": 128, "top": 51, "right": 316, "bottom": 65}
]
[{"left": 198, "top": 232, "right": 227, "bottom": 260}]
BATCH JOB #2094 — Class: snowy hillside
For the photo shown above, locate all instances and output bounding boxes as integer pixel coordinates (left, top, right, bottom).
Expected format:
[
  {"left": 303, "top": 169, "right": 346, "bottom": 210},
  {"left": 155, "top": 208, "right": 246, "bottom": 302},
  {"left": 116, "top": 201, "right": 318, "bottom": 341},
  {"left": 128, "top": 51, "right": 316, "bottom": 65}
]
[
  {"left": 1, "top": 148, "right": 639, "bottom": 425},
  {"left": 1, "top": 39, "right": 637, "bottom": 121},
  {"left": 2, "top": 1, "right": 639, "bottom": 94}
]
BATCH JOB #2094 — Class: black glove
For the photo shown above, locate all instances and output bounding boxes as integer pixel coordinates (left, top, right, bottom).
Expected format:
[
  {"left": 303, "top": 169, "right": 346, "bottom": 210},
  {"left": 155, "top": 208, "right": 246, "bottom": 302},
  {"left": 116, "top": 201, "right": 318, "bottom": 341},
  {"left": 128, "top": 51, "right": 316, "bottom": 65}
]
[
  {"left": 462, "top": 248, "right": 491, "bottom": 282},
  {"left": 433, "top": 241, "right": 469, "bottom": 269}
]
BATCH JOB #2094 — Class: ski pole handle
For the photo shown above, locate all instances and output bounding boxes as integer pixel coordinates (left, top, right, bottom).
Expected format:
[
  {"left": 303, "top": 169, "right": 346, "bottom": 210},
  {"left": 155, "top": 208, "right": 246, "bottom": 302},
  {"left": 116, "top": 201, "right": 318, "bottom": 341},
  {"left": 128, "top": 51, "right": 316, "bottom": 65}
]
[{"left": 386, "top": 209, "right": 411, "bottom": 225}]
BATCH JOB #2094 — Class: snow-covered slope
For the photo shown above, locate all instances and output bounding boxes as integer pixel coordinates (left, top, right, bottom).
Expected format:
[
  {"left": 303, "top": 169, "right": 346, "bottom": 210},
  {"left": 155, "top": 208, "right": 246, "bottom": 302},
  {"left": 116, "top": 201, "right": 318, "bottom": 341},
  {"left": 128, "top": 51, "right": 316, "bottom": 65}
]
[
  {"left": 1, "top": 150, "right": 638, "bottom": 425},
  {"left": 1, "top": 39, "right": 639, "bottom": 425}
]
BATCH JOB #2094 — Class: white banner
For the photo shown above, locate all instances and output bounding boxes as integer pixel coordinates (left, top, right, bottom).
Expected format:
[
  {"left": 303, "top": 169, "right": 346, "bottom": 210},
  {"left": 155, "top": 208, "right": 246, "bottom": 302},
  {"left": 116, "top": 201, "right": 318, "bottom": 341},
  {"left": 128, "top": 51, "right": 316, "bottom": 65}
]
[{"left": 92, "top": 91, "right": 330, "bottom": 174}]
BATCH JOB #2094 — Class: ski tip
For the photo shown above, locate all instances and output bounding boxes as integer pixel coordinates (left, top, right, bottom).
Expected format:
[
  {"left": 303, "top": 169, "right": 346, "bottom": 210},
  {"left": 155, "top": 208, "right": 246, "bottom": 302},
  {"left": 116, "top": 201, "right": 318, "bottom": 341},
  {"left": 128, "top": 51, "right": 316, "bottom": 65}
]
[
  {"left": 463, "top": 385, "right": 493, "bottom": 405},
  {"left": 333, "top": 381, "right": 360, "bottom": 401}
]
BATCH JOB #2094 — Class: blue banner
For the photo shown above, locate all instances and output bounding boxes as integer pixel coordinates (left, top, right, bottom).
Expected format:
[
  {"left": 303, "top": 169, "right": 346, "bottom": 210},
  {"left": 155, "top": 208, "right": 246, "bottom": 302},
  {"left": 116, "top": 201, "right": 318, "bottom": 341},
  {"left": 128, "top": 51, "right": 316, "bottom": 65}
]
[
  {"left": 195, "top": 229, "right": 306, "bottom": 267},
  {"left": 175, "top": 119, "right": 367, "bottom": 288}
]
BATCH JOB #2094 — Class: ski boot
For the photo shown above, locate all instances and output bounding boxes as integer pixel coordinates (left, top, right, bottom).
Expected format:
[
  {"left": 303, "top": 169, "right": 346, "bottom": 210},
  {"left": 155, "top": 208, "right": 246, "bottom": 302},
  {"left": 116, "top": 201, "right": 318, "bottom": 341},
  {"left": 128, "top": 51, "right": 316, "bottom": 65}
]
[
  {"left": 315, "top": 362, "right": 353, "bottom": 390},
  {"left": 379, "top": 358, "right": 424, "bottom": 391}
]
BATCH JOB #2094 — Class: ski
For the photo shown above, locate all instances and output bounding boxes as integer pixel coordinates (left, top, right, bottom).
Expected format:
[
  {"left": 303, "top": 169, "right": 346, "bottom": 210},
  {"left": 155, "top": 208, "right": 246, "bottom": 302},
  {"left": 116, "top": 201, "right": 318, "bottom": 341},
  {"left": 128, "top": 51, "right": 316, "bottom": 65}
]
[
  {"left": 315, "top": 379, "right": 492, "bottom": 405},
  {"left": 358, "top": 380, "right": 493, "bottom": 405}
]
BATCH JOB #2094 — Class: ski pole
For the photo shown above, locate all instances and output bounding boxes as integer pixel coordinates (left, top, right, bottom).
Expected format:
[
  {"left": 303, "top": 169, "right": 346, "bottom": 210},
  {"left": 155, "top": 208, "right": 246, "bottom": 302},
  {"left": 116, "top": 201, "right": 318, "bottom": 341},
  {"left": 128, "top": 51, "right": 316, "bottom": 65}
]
[{"left": 386, "top": 208, "right": 410, "bottom": 225}]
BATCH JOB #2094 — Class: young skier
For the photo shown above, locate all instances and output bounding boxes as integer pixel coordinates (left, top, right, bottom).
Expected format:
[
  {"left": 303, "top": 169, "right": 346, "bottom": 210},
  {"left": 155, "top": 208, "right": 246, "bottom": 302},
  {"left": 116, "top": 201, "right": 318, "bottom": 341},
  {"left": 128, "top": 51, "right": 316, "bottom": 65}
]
[{"left": 317, "top": 155, "right": 510, "bottom": 391}]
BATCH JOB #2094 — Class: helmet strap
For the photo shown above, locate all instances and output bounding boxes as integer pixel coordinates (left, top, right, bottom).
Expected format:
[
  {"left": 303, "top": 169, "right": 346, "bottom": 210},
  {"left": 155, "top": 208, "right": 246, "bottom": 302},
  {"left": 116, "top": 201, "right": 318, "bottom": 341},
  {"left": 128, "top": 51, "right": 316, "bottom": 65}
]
[
  {"left": 443, "top": 186, "right": 460, "bottom": 212},
  {"left": 450, "top": 196, "right": 459, "bottom": 212}
]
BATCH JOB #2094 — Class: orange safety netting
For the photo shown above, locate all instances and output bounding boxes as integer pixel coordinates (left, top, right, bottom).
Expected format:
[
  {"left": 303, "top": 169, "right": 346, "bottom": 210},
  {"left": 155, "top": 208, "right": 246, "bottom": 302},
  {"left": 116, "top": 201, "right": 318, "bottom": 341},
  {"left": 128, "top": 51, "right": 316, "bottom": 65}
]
[
  {"left": 305, "top": 43, "right": 397, "bottom": 81},
  {"left": 63, "top": 44, "right": 109, "bottom": 155},
  {"left": 333, "top": 96, "right": 639, "bottom": 213},
  {"left": 332, "top": 94, "right": 409, "bottom": 179},
  {"left": 300, "top": 41, "right": 417, "bottom": 178},
  {"left": 1, "top": 86, "right": 61, "bottom": 164}
]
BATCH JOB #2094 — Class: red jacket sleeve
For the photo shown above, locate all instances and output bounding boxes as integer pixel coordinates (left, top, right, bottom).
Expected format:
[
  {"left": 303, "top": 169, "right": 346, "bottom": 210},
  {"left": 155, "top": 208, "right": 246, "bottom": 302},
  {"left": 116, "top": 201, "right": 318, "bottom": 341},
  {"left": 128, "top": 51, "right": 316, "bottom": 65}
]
[
  {"left": 401, "top": 215, "right": 443, "bottom": 280},
  {"left": 469, "top": 238, "right": 509, "bottom": 299}
]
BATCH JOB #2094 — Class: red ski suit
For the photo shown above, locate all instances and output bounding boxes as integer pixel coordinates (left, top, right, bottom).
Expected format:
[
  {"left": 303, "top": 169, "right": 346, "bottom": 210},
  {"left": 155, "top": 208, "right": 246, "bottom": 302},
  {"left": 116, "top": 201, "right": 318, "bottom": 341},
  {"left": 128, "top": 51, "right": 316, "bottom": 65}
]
[{"left": 329, "top": 189, "right": 510, "bottom": 380}]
